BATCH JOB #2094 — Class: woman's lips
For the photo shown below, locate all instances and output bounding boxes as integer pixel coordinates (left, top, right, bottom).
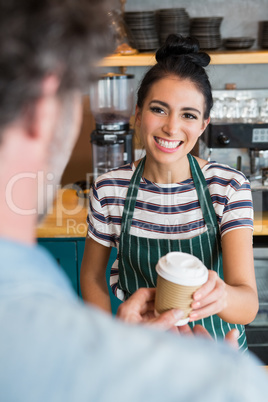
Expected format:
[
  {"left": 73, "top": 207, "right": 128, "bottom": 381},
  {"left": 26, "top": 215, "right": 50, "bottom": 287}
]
[{"left": 154, "top": 136, "right": 183, "bottom": 153}]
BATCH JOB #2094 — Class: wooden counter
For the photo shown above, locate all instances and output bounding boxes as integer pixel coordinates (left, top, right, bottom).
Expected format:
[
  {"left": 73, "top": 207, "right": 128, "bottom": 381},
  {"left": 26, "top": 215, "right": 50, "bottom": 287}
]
[
  {"left": 37, "top": 189, "right": 268, "bottom": 238},
  {"left": 253, "top": 211, "right": 268, "bottom": 237},
  {"left": 37, "top": 189, "right": 88, "bottom": 238}
]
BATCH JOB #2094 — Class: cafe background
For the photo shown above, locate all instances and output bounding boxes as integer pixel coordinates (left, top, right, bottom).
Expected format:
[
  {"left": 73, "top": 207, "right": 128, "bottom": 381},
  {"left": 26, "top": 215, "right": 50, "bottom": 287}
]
[
  {"left": 38, "top": 0, "right": 268, "bottom": 364},
  {"left": 62, "top": 0, "right": 268, "bottom": 185}
]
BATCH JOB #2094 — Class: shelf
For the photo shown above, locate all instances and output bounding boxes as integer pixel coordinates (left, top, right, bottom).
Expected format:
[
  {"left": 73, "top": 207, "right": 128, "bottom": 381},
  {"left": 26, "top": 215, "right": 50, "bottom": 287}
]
[{"left": 100, "top": 50, "right": 268, "bottom": 67}]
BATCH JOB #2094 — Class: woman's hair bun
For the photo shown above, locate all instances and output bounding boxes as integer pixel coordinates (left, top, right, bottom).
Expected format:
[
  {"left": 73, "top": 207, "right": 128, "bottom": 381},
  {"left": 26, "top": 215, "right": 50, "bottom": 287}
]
[{"left": 155, "top": 34, "right": 210, "bottom": 68}]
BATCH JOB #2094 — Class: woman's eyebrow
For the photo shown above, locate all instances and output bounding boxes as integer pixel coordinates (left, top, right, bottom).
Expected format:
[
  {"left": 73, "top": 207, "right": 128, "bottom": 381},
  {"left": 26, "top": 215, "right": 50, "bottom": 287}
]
[
  {"left": 149, "top": 100, "right": 169, "bottom": 108},
  {"left": 150, "top": 100, "right": 201, "bottom": 115},
  {"left": 181, "top": 107, "right": 201, "bottom": 115}
]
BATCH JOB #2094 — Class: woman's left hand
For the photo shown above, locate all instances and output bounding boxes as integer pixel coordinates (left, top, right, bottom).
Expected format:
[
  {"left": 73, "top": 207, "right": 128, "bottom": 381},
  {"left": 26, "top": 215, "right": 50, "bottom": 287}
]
[{"left": 189, "top": 270, "right": 228, "bottom": 321}]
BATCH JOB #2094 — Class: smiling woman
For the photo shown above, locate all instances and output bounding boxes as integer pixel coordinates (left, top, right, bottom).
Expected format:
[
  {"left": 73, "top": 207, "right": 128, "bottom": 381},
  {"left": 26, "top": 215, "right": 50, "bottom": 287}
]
[
  {"left": 80, "top": 34, "right": 258, "bottom": 352},
  {"left": 134, "top": 76, "right": 209, "bottom": 182}
]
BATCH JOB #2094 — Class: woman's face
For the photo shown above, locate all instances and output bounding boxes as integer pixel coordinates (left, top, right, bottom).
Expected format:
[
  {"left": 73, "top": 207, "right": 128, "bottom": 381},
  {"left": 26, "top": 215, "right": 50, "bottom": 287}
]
[{"left": 135, "top": 75, "right": 210, "bottom": 167}]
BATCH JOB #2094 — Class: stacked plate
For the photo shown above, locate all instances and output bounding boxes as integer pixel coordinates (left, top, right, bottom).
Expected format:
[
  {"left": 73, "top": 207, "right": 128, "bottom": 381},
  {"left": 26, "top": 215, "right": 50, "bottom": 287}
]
[
  {"left": 259, "top": 21, "right": 268, "bottom": 49},
  {"left": 124, "top": 11, "right": 159, "bottom": 51},
  {"left": 223, "top": 37, "right": 255, "bottom": 50},
  {"left": 156, "top": 8, "right": 190, "bottom": 45},
  {"left": 190, "top": 17, "right": 223, "bottom": 50}
]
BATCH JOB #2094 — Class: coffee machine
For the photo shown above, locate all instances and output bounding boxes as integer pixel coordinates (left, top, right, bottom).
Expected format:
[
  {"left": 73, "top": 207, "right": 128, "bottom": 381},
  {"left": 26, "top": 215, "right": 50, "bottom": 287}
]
[
  {"left": 200, "top": 89, "right": 268, "bottom": 363},
  {"left": 201, "top": 89, "right": 268, "bottom": 178},
  {"left": 201, "top": 89, "right": 268, "bottom": 211},
  {"left": 89, "top": 72, "right": 135, "bottom": 180}
]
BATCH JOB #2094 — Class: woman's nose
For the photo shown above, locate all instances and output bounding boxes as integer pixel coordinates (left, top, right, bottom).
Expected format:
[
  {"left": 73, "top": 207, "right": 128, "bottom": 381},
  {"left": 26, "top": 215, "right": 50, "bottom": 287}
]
[{"left": 162, "top": 113, "right": 179, "bottom": 136}]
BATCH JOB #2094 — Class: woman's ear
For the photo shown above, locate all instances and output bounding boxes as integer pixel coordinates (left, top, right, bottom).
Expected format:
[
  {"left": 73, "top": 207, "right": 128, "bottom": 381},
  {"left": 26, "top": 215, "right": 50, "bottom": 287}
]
[
  {"left": 199, "top": 117, "right": 210, "bottom": 137},
  {"left": 135, "top": 105, "right": 141, "bottom": 127}
]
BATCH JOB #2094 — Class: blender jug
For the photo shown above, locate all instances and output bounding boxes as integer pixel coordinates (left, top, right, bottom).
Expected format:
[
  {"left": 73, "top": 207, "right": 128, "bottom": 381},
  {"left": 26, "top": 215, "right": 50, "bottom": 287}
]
[
  {"left": 89, "top": 72, "right": 135, "bottom": 131},
  {"left": 89, "top": 72, "right": 135, "bottom": 179},
  {"left": 92, "top": 135, "right": 125, "bottom": 177}
]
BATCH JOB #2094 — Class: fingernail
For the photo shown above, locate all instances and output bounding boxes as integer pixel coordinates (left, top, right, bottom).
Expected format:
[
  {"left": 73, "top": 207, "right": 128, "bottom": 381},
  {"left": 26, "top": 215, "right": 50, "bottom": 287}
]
[
  {"left": 233, "top": 329, "right": 240, "bottom": 338},
  {"left": 192, "top": 301, "right": 200, "bottom": 308},
  {"left": 189, "top": 313, "right": 197, "bottom": 319},
  {"left": 173, "top": 309, "right": 184, "bottom": 320},
  {"left": 194, "top": 293, "right": 202, "bottom": 300}
]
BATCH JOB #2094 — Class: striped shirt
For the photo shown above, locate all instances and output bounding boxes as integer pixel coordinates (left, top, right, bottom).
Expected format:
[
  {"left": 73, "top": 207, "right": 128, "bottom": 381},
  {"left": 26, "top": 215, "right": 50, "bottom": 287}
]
[{"left": 87, "top": 161, "right": 254, "bottom": 298}]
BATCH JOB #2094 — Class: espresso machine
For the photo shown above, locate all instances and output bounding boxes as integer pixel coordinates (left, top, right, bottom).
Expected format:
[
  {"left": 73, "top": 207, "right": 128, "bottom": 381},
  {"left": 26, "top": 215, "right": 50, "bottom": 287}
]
[
  {"left": 201, "top": 88, "right": 268, "bottom": 212},
  {"left": 200, "top": 89, "right": 268, "bottom": 363},
  {"left": 89, "top": 72, "right": 135, "bottom": 179},
  {"left": 201, "top": 89, "right": 268, "bottom": 177}
]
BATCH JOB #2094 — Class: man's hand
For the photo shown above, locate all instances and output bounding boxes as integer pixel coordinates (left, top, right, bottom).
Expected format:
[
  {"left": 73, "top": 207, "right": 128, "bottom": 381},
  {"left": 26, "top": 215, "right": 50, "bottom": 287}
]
[
  {"left": 177, "top": 323, "right": 239, "bottom": 349},
  {"left": 116, "top": 287, "right": 239, "bottom": 348},
  {"left": 116, "top": 288, "right": 184, "bottom": 330}
]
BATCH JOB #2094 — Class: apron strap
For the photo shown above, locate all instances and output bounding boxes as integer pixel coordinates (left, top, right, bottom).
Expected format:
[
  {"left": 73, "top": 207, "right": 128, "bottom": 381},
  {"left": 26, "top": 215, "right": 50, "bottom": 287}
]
[
  {"left": 121, "top": 157, "right": 146, "bottom": 233},
  {"left": 121, "top": 154, "right": 219, "bottom": 233},
  {"left": 187, "top": 154, "right": 219, "bottom": 229}
]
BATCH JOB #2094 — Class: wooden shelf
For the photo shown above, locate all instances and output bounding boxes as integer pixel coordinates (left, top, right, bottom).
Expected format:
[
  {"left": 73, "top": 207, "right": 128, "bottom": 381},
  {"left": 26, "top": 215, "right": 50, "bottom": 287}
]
[{"left": 100, "top": 50, "right": 268, "bottom": 67}]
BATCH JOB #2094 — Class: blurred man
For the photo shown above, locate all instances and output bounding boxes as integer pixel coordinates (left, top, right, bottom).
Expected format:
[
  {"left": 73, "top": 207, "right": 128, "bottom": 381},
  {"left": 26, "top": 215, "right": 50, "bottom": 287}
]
[{"left": 0, "top": 1, "right": 267, "bottom": 401}]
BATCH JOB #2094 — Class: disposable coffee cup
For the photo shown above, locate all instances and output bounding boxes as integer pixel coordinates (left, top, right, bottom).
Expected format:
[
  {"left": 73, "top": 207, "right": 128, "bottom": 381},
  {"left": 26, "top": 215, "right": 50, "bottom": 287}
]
[{"left": 155, "top": 252, "right": 208, "bottom": 326}]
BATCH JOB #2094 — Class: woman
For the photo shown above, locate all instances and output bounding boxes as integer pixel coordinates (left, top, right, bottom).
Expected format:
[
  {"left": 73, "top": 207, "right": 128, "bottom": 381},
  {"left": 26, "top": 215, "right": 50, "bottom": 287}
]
[{"left": 81, "top": 34, "right": 258, "bottom": 351}]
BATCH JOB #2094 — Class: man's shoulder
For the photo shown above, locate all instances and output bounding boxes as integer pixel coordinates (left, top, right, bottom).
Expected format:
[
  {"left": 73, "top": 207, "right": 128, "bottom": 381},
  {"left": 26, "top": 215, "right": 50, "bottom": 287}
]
[{"left": 0, "top": 293, "right": 267, "bottom": 402}]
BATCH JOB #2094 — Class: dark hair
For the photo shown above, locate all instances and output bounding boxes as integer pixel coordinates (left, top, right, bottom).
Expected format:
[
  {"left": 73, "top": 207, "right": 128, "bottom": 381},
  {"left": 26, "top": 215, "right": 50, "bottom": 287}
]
[
  {"left": 0, "top": 0, "right": 116, "bottom": 133},
  {"left": 137, "top": 34, "right": 213, "bottom": 119}
]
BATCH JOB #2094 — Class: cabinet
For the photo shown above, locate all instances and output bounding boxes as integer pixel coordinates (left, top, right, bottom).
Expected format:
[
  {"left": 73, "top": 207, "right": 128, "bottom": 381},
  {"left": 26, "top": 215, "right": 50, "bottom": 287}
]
[
  {"left": 38, "top": 239, "right": 78, "bottom": 292},
  {"left": 37, "top": 189, "right": 122, "bottom": 313},
  {"left": 38, "top": 237, "right": 121, "bottom": 314}
]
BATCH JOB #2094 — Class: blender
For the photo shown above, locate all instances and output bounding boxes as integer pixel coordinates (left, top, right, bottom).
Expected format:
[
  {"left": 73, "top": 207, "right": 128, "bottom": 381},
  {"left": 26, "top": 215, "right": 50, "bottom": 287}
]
[{"left": 89, "top": 72, "right": 135, "bottom": 179}]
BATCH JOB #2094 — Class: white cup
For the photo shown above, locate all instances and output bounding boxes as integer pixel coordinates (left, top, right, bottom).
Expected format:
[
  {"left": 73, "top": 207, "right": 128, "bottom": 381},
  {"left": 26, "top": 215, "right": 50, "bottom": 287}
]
[{"left": 155, "top": 252, "right": 208, "bottom": 326}]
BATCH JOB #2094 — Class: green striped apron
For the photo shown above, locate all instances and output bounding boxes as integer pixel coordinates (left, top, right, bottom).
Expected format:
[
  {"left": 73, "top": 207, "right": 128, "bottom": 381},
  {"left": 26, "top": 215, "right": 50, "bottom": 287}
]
[{"left": 118, "top": 154, "right": 247, "bottom": 351}]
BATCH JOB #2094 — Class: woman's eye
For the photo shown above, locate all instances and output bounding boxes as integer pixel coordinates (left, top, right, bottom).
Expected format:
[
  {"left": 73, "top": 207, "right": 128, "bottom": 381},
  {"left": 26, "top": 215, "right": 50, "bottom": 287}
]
[
  {"left": 150, "top": 106, "right": 165, "bottom": 114},
  {"left": 183, "top": 113, "right": 197, "bottom": 120}
]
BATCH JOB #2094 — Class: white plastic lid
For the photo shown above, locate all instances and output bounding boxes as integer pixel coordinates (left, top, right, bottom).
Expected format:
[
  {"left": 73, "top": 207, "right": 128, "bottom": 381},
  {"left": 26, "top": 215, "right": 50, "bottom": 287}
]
[{"left": 156, "top": 252, "right": 208, "bottom": 286}]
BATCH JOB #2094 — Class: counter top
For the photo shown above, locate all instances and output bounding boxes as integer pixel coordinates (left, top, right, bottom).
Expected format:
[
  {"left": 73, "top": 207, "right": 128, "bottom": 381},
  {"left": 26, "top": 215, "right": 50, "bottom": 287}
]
[
  {"left": 37, "top": 189, "right": 88, "bottom": 238},
  {"left": 37, "top": 189, "right": 268, "bottom": 238}
]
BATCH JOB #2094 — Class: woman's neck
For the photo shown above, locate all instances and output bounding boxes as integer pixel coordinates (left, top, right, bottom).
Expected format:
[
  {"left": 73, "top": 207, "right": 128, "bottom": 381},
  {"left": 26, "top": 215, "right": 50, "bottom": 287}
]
[{"left": 142, "top": 155, "right": 191, "bottom": 184}]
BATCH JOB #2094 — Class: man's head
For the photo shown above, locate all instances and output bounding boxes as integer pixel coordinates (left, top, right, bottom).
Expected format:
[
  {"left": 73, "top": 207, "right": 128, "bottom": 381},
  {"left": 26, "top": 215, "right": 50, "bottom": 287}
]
[
  {"left": 0, "top": 0, "right": 115, "bottom": 234},
  {"left": 0, "top": 0, "right": 115, "bottom": 135}
]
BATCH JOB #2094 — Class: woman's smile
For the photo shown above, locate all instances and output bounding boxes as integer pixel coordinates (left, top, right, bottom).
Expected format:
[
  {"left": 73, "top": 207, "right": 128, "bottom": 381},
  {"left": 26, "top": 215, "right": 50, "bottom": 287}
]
[{"left": 154, "top": 136, "right": 183, "bottom": 153}]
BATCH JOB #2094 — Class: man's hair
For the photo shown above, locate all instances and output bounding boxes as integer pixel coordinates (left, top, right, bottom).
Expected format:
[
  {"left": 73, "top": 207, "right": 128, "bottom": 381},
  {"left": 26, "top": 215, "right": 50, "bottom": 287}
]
[{"left": 0, "top": 0, "right": 116, "bottom": 132}]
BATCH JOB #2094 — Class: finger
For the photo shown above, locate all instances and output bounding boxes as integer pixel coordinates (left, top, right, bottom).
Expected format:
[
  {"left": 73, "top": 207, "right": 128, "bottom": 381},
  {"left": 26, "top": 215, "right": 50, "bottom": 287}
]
[
  {"left": 192, "top": 282, "right": 226, "bottom": 310},
  {"left": 225, "top": 329, "right": 239, "bottom": 349},
  {"left": 116, "top": 288, "right": 156, "bottom": 322},
  {"left": 127, "top": 288, "right": 156, "bottom": 315},
  {"left": 193, "top": 271, "right": 218, "bottom": 301},
  {"left": 176, "top": 324, "right": 194, "bottom": 337},
  {"left": 189, "top": 300, "right": 224, "bottom": 321},
  {"left": 133, "top": 287, "right": 156, "bottom": 305},
  {"left": 139, "top": 300, "right": 155, "bottom": 316},
  {"left": 192, "top": 324, "right": 213, "bottom": 340},
  {"left": 169, "top": 326, "right": 180, "bottom": 334},
  {"left": 152, "top": 309, "right": 184, "bottom": 330}
]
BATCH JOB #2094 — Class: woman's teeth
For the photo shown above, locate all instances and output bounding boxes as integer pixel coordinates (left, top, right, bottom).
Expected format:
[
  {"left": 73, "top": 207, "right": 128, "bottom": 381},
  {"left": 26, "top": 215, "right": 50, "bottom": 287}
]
[{"left": 155, "top": 137, "right": 181, "bottom": 149}]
